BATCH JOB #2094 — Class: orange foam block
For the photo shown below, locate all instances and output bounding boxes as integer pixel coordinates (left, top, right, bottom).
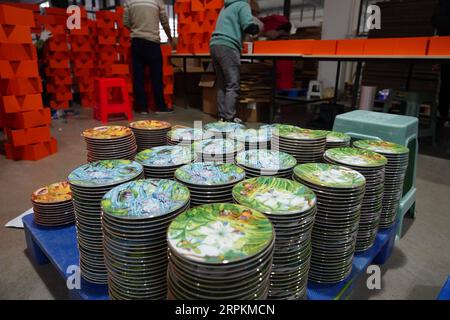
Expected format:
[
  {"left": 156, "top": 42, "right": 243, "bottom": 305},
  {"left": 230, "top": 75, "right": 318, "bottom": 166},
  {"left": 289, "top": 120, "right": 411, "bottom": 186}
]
[
  {"left": 253, "top": 40, "right": 314, "bottom": 55},
  {"left": 0, "top": 94, "right": 43, "bottom": 113},
  {"left": 311, "top": 40, "right": 337, "bottom": 55},
  {"left": 5, "top": 137, "right": 57, "bottom": 161},
  {"left": 6, "top": 125, "right": 51, "bottom": 147},
  {"left": 0, "top": 43, "right": 36, "bottom": 60},
  {"left": 336, "top": 39, "right": 366, "bottom": 55},
  {"left": 363, "top": 38, "right": 397, "bottom": 55},
  {"left": 3, "top": 108, "right": 51, "bottom": 129},
  {"left": 393, "top": 37, "right": 429, "bottom": 55},
  {"left": 428, "top": 36, "right": 450, "bottom": 55},
  {"left": 0, "top": 5, "right": 35, "bottom": 27},
  {"left": 0, "top": 60, "right": 39, "bottom": 78},
  {"left": 0, "top": 25, "right": 32, "bottom": 44},
  {"left": 0, "top": 78, "right": 42, "bottom": 95}
]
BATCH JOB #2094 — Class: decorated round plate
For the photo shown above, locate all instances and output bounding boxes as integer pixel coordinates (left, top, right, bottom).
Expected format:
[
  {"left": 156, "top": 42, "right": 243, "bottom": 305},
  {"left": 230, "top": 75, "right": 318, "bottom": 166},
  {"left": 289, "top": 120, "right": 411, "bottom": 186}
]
[
  {"left": 326, "top": 131, "right": 351, "bottom": 143},
  {"left": 204, "top": 121, "right": 246, "bottom": 134},
  {"left": 129, "top": 120, "right": 171, "bottom": 130},
  {"left": 68, "top": 160, "right": 143, "bottom": 188},
  {"left": 293, "top": 163, "right": 365, "bottom": 189},
  {"left": 233, "top": 177, "right": 316, "bottom": 215},
  {"left": 229, "top": 128, "right": 271, "bottom": 143},
  {"left": 168, "top": 127, "right": 212, "bottom": 142},
  {"left": 31, "top": 181, "right": 72, "bottom": 203},
  {"left": 353, "top": 139, "right": 409, "bottom": 155},
  {"left": 324, "top": 147, "right": 387, "bottom": 167},
  {"left": 168, "top": 203, "right": 273, "bottom": 264},
  {"left": 135, "top": 146, "right": 195, "bottom": 167},
  {"left": 273, "top": 124, "right": 328, "bottom": 140},
  {"left": 192, "top": 138, "right": 244, "bottom": 155},
  {"left": 82, "top": 126, "right": 132, "bottom": 139},
  {"left": 101, "top": 179, "right": 189, "bottom": 219},
  {"left": 175, "top": 162, "right": 245, "bottom": 186},
  {"left": 236, "top": 150, "right": 296, "bottom": 171}
]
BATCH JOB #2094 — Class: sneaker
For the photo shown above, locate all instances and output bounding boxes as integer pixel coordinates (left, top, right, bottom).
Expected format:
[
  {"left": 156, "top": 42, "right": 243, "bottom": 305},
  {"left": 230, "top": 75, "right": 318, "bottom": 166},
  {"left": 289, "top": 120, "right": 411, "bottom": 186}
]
[
  {"left": 231, "top": 117, "right": 245, "bottom": 125},
  {"left": 155, "top": 106, "right": 174, "bottom": 114}
]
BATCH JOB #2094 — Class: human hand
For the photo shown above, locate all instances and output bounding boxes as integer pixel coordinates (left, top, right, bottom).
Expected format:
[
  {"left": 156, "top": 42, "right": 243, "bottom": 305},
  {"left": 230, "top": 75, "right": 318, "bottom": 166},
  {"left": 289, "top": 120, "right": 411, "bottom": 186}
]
[
  {"left": 40, "top": 30, "right": 53, "bottom": 42},
  {"left": 170, "top": 38, "right": 178, "bottom": 50}
]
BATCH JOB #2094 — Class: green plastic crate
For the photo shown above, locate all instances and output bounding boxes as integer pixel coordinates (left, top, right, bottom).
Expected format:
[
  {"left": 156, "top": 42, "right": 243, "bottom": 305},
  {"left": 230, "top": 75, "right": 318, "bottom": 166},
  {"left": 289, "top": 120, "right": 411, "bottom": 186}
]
[{"left": 333, "top": 110, "right": 418, "bottom": 239}]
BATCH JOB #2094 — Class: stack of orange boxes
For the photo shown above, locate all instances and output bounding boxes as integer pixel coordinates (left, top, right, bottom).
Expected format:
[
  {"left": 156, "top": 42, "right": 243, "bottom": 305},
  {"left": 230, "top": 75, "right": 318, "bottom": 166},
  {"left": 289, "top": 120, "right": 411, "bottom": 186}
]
[
  {"left": 0, "top": 5, "right": 57, "bottom": 161},
  {"left": 43, "top": 7, "right": 72, "bottom": 110},
  {"left": 161, "top": 44, "right": 174, "bottom": 108},
  {"left": 175, "top": 0, "right": 222, "bottom": 54},
  {"left": 70, "top": 7, "right": 96, "bottom": 107},
  {"left": 96, "top": 10, "right": 120, "bottom": 78}
]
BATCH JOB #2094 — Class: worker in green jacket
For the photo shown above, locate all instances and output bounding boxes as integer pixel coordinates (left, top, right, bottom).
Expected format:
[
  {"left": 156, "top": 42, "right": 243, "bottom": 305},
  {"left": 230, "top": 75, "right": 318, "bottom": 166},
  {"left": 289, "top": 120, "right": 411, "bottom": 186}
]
[{"left": 210, "top": 0, "right": 260, "bottom": 124}]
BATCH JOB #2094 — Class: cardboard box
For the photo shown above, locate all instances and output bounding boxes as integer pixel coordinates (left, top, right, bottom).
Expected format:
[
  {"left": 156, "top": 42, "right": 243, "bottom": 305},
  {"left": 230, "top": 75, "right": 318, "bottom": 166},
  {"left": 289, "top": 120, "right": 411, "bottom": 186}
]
[{"left": 199, "top": 74, "right": 217, "bottom": 116}]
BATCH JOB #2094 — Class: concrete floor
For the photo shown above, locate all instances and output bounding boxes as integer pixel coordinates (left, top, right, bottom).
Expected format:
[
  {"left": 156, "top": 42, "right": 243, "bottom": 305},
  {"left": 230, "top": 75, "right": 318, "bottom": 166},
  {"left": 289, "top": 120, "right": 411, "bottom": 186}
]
[{"left": 0, "top": 106, "right": 449, "bottom": 299}]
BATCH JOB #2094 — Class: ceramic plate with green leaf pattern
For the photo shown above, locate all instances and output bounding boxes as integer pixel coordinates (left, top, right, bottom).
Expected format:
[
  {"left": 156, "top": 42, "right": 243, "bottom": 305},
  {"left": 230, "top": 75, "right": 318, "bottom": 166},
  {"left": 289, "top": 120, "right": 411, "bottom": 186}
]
[
  {"left": 167, "top": 127, "right": 213, "bottom": 142},
  {"left": 168, "top": 203, "right": 273, "bottom": 264},
  {"left": 326, "top": 131, "right": 351, "bottom": 143},
  {"left": 68, "top": 160, "right": 143, "bottom": 187},
  {"left": 192, "top": 138, "right": 244, "bottom": 155},
  {"left": 204, "top": 121, "right": 246, "bottom": 134},
  {"left": 229, "top": 128, "right": 271, "bottom": 143},
  {"left": 325, "top": 147, "right": 387, "bottom": 167},
  {"left": 101, "top": 179, "right": 189, "bottom": 219},
  {"left": 293, "top": 163, "right": 365, "bottom": 189},
  {"left": 273, "top": 124, "right": 328, "bottom": 140},
  {"left": 235, "top": 150, "right": 296, "bottom": 170},
  {"left": 353, "top": 139, "right": 409, "bottom": 155},
  {"left": 135, "top": 146, "right": 195, "bottom": 167},
  {"left": 232, "top": 177, "right": 316, "bottom": 215},
  {"left": 175, "top": 162, "right": 245, "bottom": 186}
]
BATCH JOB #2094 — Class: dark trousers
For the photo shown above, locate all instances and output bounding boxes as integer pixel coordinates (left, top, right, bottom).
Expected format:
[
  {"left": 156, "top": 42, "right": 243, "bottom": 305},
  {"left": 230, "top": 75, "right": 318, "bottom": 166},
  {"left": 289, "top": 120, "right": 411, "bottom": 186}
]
[
  {"left": 131, "top": 38, "right": 165, "bottom": 112},
  {"left": 439, "top": 64, "right": 450, "bottom": 122}
]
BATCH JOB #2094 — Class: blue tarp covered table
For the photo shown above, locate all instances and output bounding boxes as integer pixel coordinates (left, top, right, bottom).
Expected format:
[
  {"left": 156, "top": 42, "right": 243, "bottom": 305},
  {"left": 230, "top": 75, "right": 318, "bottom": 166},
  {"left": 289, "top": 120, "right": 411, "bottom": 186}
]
[
  {"left": 22, "top": 213, "right": 396, "bottom": 300},
  {"left": 438, "top": 277, "right": 450, "bottom": 300}
]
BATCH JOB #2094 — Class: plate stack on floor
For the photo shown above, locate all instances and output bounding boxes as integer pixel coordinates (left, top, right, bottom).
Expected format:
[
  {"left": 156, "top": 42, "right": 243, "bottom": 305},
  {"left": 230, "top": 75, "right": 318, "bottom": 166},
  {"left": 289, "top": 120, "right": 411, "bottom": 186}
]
[
  {"left": 167, "top": 203, "right": 274, "bottom": 300},
  {"left": 129, "top": 120, "right": 172, "bottom": 151},
  {"left": 204, "top": 121, "right": 246, "bottom": 138},
  {"left": 167, "top": 127, "right": 213, "bottom": 147},
  {"left": 293, "top": 163, "right": 365, "bottom": 283},
  {"left": 192, "top": 138, "right": 244, "bottom": 163},
  {"left": 229, "top": 127, "right": 271, "bottom": 150},
  {"left": 174, "top": 162, "right": 245, "bottom": 206},
  {"left": 235, "top": 149, "right": 297, "bottom": 178},
  {"left": 67, "top": 160, "right": 144, "bottom": 284},
  {"left": 353, "top": 140, "right": 409, "bottom": 229},
  {"left": 232, "top": 177, "right": 316, "bottom": 300},
  {"left": 82, "top": 126, "right": 137, "bottom": 162},
  {"left": 271, "top": 125, "right": 327, "bottom": 164},
  {"left": 135, "top": 145, "right": 196, "bottom": 179},
  {"left": 101, "top": 179, "right": 190, "bottom": 300},
  {"left": 31, "top": 181, "right": 75, "bottom": 227},
  {"left": 325, "top": 131, "right": 351, "bottom": 150},
  {"left": 323, "top": 148, "right": 387, "bottom": 251}
]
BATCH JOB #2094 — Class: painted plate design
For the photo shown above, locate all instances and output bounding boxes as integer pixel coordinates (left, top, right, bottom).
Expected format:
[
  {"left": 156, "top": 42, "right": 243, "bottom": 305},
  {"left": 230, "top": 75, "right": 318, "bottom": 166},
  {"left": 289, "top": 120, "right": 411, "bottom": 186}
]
[
  {"left": 82, "top": 126, "right": 131, "bottom": 139},
  {"left": 192, "top": 138, "right": 244, "bottom": 155},
  {"left": 168, "top": 203, "right": 273, "bottom": 264},
  {"left": 129, "top": 120, "right": 171, "bottom": 130},
  {"left": 326, "top": 131, "right": 351, "bottom": 143},
  {"left": 135, "top": 146, "right": 195, "bottom": 167},
  {"left": 31, "top": 181, "right": 72, "bottom": 203},
  {"left": 101, "top": 179, "right": 189, "bottom": 219},
  {"left": 204, "top": 121, "right": 246, "bottom": 134},
  {"left": 293, "top": 163, "right": 366, "bottom": 189},
  {"left": 229, "top": 128, "right": 271, "bottom": 143},
  {"left": 273, "top": 124, "right": 328, "bottom": 140},
  {"left": 235, "top": 149, "right": 296, "bottom": 170},
  {"left": 68, "top": 160, "right": 143, "bottom": 187},
  {"left": 175, "top": 162, "right": 245, "bottom": 186},
  {"left": 353, "top": 139, "right": 409, "bottom": 155},
  {"left": 167, "top": 127, "right": 212, "bottom": 141},
  {"left": 325, "top": 147, "right": 387, "bottom": 167},
  {"left": 232, "top": 177, "right": 316, "bottom": 215}
]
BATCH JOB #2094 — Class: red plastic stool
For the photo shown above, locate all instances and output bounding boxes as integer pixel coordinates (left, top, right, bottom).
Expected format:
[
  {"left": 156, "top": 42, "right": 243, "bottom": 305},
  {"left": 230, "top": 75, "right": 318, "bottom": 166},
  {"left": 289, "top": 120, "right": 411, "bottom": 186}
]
[{"left": 94, "top": 78, "right": 132, "bottom": 123}]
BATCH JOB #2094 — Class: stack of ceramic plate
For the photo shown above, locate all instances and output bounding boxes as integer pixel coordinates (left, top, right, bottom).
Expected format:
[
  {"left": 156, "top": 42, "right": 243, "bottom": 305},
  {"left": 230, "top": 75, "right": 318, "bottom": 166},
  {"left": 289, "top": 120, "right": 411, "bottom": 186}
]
[
  {"left": 293, "top": 163, "right": 365, "bottom": 283},
  {"left": 232, "top": 177, "right": 316, "bottom": 300},
  {"left": 235, "top": 149, "right": 297, "bottom": 178},
  {"left": 353, "top": 140, "right": 409, "bottom": 229},
  {"left": 192, "top": 138, "right": 244, "bottom": 163},
  {"left": 271, "top": 124, "right": 327, "bottom": 164},
  {"left": 101, "top": 179, "right": 190, "bottom": 300},
  {"left": 204, "top": 121, "right": 246, "bottom": 138},
  {"left": 67, "top": 160, "right": 144, "bottom": 284},
  {"left": 229, "top": 127, "right": 271, "bottom": 150},
  {"left": 135, "top": 146, "right": 196, "bottom": 179},
  {"left": 167, "top": 127, "right": 213, "bottom": 147},
  {"left": 167, "top": 203, "right": 274, "bottom": 300},
  {"left": 174, "top": 162, "right": 245, "bottom": 206},
  {"left": 323, "top": 148, "right": 387, "bottom": 252},
  {"left": 129, "top": 120, "right": 172, "bottom": 151},
  {"left": 82, "top": 126, "right": 137, "bottom": 162},
  {"left": 31, "top": 181, "right": 75, "bottom": 227},
  {"left": 326, "top": 131, "right": 351, "bottom": 150}
]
